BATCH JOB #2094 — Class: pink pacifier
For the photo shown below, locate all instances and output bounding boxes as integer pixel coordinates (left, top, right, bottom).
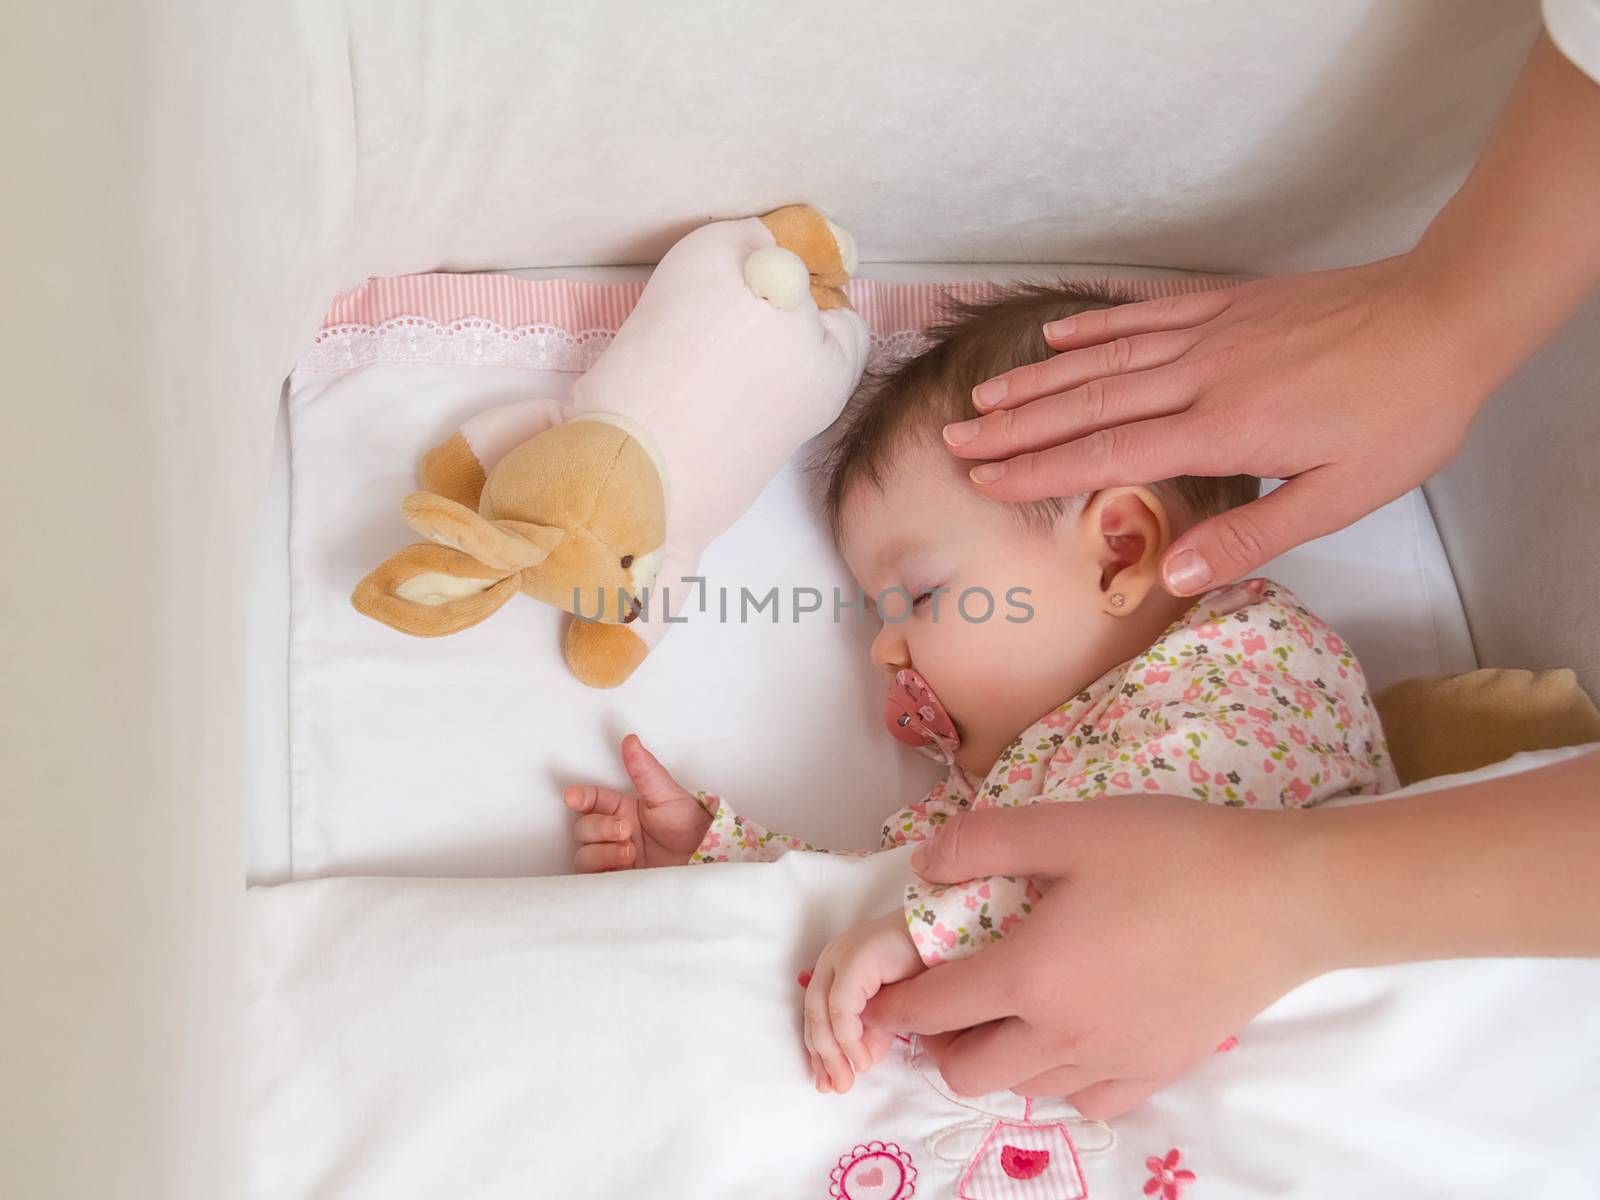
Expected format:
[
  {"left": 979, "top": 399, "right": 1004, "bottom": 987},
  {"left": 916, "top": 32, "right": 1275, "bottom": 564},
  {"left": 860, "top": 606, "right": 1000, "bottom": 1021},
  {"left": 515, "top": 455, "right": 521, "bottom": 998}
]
[{"left": 884, "top": 668, "right": 961, "bottom": 765}]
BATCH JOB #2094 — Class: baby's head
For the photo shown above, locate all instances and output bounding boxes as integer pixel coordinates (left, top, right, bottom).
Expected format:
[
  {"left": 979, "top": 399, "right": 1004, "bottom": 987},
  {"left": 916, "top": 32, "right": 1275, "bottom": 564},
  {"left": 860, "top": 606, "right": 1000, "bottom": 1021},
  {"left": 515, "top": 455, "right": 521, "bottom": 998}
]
[{"left": 815, "top": 283, "right": 1259, "bottom": 774}]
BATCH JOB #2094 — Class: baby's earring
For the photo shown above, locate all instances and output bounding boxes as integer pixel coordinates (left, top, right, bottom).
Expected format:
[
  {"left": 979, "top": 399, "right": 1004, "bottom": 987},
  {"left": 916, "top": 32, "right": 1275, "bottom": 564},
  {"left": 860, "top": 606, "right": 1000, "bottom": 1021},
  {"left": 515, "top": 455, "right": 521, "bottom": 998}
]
[{"left": 1109, "top": 593, "right": 1126, "bottom": 608}]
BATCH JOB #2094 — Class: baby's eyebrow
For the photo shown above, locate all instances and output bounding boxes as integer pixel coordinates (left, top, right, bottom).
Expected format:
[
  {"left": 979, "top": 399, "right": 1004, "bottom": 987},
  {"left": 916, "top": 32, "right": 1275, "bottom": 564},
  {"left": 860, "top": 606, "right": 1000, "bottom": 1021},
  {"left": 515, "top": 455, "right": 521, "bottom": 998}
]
[{"left": 873, "top": 535, "right": 927, "bottom": 574}]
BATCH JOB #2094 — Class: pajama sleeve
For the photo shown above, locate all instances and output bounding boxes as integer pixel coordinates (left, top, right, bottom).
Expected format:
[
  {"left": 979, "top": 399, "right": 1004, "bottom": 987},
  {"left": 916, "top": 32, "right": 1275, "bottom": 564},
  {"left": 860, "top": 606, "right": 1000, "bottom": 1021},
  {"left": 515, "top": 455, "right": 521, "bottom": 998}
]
[
  {"left": 687, "top": 792, "right": 833, "bottom": 863},
  {"left": 688, "top": 771, "right": 975, "bottom": 865},
  {"left": 895, "top": 773, "right": 1033, "bottom": 966},
  {"left": 904, "top": 873, "right": 1035, "bottom": 966},
  {"left": 901, "top": 580, "right": 1396, "bottom": 967}
]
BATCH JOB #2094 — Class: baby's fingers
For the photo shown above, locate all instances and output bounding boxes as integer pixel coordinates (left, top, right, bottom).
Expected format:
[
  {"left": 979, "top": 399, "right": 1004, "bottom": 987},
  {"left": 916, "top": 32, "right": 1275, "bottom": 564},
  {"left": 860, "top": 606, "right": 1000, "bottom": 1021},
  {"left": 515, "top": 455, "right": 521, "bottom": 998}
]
[
  {"left": 804, "top": 966, "right": 856, "bottom": 1094},
  {"left": 828, "top": 972, "right": 872, "bottom": 1076},
  {"left": 564, "top": 783, "right": 627, "bottom": 816},
  {"left": 574, "top": 841, "right": 635, "bottom": 872},
  {"left": 572, "top": 812, "right": 633, "bottom": 845}
]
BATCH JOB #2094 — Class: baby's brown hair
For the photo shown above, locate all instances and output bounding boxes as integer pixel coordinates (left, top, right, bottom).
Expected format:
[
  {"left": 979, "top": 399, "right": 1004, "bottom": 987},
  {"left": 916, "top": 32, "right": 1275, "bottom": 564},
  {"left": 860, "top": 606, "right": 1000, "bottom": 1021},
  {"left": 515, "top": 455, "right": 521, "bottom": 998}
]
[{"left": 815, "top": 281, "right": 1258, "bottom": 541}]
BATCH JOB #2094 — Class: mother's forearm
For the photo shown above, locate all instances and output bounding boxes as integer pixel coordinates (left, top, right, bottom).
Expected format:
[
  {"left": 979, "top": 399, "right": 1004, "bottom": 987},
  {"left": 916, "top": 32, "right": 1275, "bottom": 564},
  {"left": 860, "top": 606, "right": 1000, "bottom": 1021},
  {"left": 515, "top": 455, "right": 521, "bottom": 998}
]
[
  {"left": 1299, "top": 748, "right": 1600, "bottom": 970},
  {"left": 1405, "top": 32, "right": 1600, "bottom": 384}
]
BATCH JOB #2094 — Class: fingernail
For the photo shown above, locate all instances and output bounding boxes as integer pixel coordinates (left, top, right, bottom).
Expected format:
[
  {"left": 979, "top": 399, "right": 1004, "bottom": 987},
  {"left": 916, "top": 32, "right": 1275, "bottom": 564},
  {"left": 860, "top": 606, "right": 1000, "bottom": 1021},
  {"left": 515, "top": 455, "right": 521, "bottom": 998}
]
[
  {"left": 611, "top": 819, "right": 627, "bottom": 839},
  {"left": 969, "top": 462, "right": 1006, "bottom": 484},
  {"left": 972, "top": 380, "right": 1007, "bottom": 410},
  {"left": 943, "top": 418, "right": 979, "bottom": 446},
  {"left": 911, "top": 844, "right": 930, "bottom": 872},
  {"left": 1164, "top": 548, "right": 1213, "bottom": 595},
  {"left": 1043, "top": 317, "right": 1076, "bottom": 340}
]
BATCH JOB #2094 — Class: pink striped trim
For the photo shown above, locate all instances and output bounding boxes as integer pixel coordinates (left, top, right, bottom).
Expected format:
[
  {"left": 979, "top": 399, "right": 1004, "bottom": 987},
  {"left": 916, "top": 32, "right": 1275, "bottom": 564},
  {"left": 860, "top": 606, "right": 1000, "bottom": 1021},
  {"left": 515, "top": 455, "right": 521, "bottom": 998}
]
[{"left": 318, "top": 271, "right": 1239, "bottom": 341}]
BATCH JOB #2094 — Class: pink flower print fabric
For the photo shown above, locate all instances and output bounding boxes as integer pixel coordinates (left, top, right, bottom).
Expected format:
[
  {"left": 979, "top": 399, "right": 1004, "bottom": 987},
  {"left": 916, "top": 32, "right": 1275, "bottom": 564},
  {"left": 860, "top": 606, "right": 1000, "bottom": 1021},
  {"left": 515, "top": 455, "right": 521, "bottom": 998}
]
[{"left": 689, "top": 579, "right": 1397, "bottom": 968}]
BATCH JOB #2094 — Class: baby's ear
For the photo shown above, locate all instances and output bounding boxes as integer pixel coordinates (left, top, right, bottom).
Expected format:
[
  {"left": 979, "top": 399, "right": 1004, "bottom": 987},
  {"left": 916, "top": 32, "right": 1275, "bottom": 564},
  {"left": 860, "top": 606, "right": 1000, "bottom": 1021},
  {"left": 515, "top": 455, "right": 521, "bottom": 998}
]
[
  {"left": 403, "top": 492, "right": 564, "bottom": 572},
  {"left": 1084, "top": 486, "right": 1172, "bottom": 616},
  {"left": 352, "top": 543, "right": 521, "bottom": 636}
]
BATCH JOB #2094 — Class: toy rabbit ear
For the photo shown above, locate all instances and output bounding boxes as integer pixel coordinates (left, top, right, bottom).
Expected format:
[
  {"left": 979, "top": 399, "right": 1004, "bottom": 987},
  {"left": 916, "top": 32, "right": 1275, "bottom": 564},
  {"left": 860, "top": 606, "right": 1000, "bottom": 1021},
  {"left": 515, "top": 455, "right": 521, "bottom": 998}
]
[
  {"left": 352, "top": 543, "right": 521, "bottom": 636},
  {"left": 402, "top": 492, "right": 565, "bottom": 572}
]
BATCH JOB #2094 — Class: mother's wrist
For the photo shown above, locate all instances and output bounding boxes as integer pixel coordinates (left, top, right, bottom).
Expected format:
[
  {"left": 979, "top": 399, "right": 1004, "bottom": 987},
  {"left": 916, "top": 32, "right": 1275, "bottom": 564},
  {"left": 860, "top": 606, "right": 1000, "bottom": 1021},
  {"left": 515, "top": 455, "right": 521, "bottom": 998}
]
[
  {"left": 1388, "top": 245, "right": 1530, "bottom": 406},
  {"left": 1268, "top": 805, "right": 1388, "bottom": 980}
]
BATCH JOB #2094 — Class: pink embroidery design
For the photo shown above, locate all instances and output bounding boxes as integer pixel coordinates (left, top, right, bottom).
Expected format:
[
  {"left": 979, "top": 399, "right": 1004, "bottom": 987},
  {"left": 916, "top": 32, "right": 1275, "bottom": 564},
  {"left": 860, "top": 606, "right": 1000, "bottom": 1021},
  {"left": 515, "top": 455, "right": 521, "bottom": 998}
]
[
  {"left": 957, "top": 1100, "right": 1088, "bottom": 1199},
  {"left": 1143, "top": 1149, "right": 1196, "bottom": 1199},
  {"left": 829, "top": 1141, "right": 917, "bottom": 1200}
]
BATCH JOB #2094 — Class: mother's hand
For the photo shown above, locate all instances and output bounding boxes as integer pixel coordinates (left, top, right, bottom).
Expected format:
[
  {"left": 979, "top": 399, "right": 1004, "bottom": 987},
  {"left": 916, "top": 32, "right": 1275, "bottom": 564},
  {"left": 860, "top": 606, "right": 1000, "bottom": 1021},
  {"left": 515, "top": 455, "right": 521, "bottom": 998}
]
[
  {"left": 865, "top": 798, "right": 1324, "bottom": 1119},
  {"left": 943, "top": 257, "right": 1488, "bottom": 595}
]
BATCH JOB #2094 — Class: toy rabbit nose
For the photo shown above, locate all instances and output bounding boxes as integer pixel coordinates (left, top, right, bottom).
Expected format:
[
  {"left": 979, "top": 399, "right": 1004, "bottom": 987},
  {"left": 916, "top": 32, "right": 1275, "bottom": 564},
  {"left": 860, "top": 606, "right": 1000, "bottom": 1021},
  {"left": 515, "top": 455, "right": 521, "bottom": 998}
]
[{"left": 884, "top": 668, "right": 960, "bottom": 764}]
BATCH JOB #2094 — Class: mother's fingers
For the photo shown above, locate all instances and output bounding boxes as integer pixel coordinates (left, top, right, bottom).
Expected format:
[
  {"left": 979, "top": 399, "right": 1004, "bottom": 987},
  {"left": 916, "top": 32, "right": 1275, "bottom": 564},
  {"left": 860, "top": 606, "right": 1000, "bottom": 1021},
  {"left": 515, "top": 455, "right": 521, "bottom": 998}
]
[
  {"left": 1161, "top": 467, "right": 1365, "bottom": 594},
  {"left": 1039, "top": 287, "right": 1238, "bottom": 353},
  {"left": 971, "top": 330, "right": 1200, "bottom": 413},
  {"left": 947, "top": 366, "right": 1197, "bottom": 461},
  {"left": 966, "top": 415, "right": 1205, "bottom": 503},
  {"left": 1062, "top": 1077, "right": 1164, "bottom": 1120},
  {"left": 865, "top": 946, "right": 1021, "bottom": 1036},
  {"left": 933, "top": 1016, "right": 1053, "bottom": 1098}
]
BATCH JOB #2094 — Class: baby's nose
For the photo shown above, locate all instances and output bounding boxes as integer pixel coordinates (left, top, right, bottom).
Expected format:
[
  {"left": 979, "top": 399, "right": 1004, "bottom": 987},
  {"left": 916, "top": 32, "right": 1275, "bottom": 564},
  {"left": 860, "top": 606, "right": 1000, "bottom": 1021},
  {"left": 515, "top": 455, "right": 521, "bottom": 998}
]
[{"left": 869, "top": 624, "right": 912, "bottom": 673}]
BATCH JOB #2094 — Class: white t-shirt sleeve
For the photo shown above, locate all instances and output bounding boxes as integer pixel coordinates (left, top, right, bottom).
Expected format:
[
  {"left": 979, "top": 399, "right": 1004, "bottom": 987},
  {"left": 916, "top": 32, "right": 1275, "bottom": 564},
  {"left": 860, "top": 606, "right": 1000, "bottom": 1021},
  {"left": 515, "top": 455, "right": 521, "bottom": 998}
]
[{"left": 1545, "top": 0, "right": 1600, "bottom": 82}]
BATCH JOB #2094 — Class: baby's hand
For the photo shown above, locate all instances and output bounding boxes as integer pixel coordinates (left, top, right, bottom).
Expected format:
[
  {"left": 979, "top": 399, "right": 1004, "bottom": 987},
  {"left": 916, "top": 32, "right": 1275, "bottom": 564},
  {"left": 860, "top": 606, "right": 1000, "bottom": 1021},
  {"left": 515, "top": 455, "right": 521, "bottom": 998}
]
[
  {"left": 804, "top": 910, "right": 924, "bottom": 1094},
  {"left": 563, "top": 734, "right": 711, "bottom": 871}
]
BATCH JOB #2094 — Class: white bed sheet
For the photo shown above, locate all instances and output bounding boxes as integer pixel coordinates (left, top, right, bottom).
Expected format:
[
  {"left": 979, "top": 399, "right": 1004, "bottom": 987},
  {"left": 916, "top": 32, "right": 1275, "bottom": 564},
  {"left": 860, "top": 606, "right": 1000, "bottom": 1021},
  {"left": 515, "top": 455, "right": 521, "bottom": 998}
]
[
  {"left": 249, "top": 745, "right": 1600, "bottom": 1200},
  {"left": 247, "top": 266, "right": 1475, "bottom": 885}
]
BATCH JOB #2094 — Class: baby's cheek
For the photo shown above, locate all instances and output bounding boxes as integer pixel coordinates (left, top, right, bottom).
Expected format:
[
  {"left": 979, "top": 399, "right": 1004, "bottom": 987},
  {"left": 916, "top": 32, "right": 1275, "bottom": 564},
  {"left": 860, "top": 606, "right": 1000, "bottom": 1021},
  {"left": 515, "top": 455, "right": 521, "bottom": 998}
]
[{"left": 931, "top": 619, "right": 1018, "bottom": 724}]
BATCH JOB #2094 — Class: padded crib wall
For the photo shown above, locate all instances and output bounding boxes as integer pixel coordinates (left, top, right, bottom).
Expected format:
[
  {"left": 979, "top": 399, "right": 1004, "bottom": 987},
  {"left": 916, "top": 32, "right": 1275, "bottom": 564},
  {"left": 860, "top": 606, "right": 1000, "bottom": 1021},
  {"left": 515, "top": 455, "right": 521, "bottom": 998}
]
[
  {"left": 2, "top": 4, "right": 352, "bottom": 1198},
  {"left": 3, "top": 2, "right": 1594, "bottom": 1197}
]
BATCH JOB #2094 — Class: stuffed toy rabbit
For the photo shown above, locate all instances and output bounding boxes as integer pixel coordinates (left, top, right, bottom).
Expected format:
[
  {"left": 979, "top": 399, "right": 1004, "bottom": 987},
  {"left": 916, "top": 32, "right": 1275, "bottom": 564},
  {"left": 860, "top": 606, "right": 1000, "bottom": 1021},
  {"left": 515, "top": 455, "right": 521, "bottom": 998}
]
[{"left": 352, "top": 204, "right": 868, "bottom": 687}]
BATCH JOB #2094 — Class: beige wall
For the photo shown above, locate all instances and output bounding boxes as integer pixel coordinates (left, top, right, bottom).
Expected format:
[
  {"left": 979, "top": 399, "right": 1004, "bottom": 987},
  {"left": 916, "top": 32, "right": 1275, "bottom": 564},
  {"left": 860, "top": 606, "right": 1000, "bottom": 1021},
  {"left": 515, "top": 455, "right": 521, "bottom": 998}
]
[{"left": 1, "top": 3, "right": 347, "bottom": 1196}]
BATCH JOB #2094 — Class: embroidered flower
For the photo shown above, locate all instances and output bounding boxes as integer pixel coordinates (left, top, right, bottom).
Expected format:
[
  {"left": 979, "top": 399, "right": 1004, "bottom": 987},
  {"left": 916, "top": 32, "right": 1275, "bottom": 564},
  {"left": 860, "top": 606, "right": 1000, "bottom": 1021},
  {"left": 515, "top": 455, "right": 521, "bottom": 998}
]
[
  {"left": 829, "top": 1140, "right": 916, "bottom": 1200},
  {"left": 1144, "top": 1148, "right": 1196, "bottom": 1199}
]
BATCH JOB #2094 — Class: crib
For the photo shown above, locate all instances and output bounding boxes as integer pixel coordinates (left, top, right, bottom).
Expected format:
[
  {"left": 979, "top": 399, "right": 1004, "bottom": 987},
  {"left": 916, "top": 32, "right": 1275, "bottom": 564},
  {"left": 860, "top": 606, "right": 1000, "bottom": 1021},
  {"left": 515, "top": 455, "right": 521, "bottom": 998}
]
[{"left": 7, "top": 2, "right": 1600, "bottom": 1197}]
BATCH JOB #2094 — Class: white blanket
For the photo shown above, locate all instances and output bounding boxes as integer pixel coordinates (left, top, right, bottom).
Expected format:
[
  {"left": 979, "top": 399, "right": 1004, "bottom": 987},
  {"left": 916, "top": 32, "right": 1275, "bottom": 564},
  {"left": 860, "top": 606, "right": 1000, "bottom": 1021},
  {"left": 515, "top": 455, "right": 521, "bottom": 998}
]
[{"left": 249, "top": 746, "right": 1600, "bottom": 1199}]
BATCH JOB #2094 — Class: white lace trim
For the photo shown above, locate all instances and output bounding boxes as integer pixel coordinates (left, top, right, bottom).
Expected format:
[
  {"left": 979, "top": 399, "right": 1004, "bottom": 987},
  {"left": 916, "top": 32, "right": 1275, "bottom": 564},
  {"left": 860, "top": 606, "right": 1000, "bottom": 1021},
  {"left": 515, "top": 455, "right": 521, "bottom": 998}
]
[{"left": 299, "top": 316, "right": 930, "bottom": 375}]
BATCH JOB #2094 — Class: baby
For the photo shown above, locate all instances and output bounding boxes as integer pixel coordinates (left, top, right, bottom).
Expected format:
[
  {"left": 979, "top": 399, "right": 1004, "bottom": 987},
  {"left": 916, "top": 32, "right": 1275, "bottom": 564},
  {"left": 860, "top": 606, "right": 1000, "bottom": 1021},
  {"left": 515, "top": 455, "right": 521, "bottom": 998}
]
[{"left": 564, "top": 282, "right": 1397, "bottom": 1094}]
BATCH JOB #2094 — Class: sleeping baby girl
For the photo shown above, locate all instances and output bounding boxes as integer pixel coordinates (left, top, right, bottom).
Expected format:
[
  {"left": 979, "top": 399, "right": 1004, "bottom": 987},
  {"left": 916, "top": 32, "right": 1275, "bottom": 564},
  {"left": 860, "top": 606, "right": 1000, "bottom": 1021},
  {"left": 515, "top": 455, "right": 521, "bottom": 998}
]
[{"left": 563, "top": 282, "right": 1397, "bottom": 1094}]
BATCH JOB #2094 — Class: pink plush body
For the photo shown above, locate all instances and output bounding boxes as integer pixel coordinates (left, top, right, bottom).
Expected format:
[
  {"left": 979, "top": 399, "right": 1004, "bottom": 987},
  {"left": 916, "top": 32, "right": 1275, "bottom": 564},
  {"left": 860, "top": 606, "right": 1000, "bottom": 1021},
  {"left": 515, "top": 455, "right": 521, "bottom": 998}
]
[{"left": 459, "top": 217, "right": 869, "bottom": 646}]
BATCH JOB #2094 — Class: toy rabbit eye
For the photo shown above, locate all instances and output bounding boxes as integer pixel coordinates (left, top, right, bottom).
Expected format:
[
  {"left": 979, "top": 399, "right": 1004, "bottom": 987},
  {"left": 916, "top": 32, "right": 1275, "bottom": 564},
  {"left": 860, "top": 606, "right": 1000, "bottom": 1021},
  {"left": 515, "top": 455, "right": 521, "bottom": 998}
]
[{"left": 620, "top": 555, "right": 634, "bottom": 568}]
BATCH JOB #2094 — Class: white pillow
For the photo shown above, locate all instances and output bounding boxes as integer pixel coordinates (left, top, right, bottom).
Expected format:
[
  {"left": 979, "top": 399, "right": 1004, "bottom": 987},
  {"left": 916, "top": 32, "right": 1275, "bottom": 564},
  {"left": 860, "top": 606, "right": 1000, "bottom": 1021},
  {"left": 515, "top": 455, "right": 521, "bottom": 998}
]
[{"left": 267, "top": 269, "right": 1474, "bottom": 884}]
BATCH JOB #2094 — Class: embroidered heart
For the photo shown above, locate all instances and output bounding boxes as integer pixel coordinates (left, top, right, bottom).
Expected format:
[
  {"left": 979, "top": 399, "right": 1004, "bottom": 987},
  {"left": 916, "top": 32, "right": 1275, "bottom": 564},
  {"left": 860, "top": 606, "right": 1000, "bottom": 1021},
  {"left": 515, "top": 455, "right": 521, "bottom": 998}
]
[
  {"left": 854, "top": 1164, "right": 886, "bottom": 1188},
  {"left": 1001, "top": 1145, "right": 1050, "bottom": 1179}
]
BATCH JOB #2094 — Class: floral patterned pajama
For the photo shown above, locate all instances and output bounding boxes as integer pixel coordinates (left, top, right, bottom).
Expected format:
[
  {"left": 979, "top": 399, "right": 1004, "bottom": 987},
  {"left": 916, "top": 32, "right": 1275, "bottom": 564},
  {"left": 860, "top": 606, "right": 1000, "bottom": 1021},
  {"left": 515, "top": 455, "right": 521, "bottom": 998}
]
[{"left": 689, "top": 578, "right": 1397, "bottom": 966}]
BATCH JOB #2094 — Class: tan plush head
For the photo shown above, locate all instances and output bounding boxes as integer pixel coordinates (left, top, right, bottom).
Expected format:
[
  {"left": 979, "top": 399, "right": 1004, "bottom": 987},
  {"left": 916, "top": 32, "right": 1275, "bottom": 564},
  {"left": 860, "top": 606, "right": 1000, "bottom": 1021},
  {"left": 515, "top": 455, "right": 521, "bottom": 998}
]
[
  {"left": 484, "top": 420, "right": 666, "bottom": 622},
  {"left": 353, "top": 419, "right": 666, "bottom": 636}
]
